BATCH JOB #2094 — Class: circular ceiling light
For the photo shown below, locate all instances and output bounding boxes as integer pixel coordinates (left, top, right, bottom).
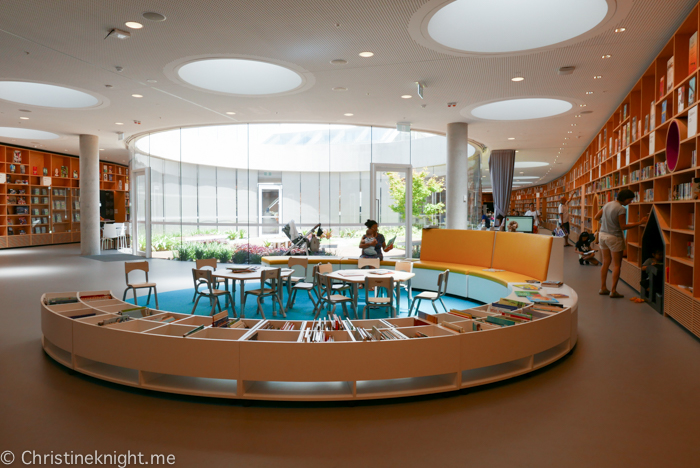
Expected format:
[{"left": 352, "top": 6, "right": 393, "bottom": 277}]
[
  {"left": 0, "top": 127, "right": 59, "bottom": 140},
  {"left": 125, "top": 22, "right": 143, "bottom": 29},
  {"left": 132, "top": 94, "right": 143, "bottom": 98},
  {"left": 511, "top": 76, "right": 525, "bottom": 82},
  {"left": 332, "top": 87, "right": 348, "bottom": 92},
  {"left": 514, "top": 161, "right": 550, "bottom": 168},
  {"left": 226, "top": 111, "right": 236, "bottom": 115},
  {"left": 177, "top": 59, "right": 304, "bottom": 95},
  {"left": 344, "top": 113, "right": 354, "bottom": 116},
  {"left": 0, "top": 81, "right": 100, "bottom": 108},
  {"left": 143, "top": 12, "right": 166, "bottom": 22},
  {"left": 401, "top": 95, "right": 412, "bottom": 99},
  {"left": 471, "top": 98, "right": 572, "bottom": 120},
  {"left": 359, "top": 52, "right": 374, "bottom": 57},
  {"left": 427, "top": 0, "right": 609, "bottom": 53}
]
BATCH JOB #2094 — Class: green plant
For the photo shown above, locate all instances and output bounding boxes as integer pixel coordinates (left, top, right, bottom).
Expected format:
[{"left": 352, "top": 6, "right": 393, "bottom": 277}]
[
  {"left": 175, "top": 242, "right": 196, "bottom": 261},
  {"left": 387, "top": 170, "right": 445, "bottom": 226}
]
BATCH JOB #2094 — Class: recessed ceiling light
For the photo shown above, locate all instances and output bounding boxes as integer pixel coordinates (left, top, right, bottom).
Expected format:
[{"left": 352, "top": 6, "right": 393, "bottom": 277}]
[
  {"left": 344, "top": 113, "right": 354, "bottom": 116},
  {"left": 19, "top": 117, "right": 29, "bottom": 120},
  {"left": 0, "top": 127, "right": 59, "bottom": 140},
  {"left": 575, "top": 114, "right": 581, "bottom": 117},
  {"left": 125, "top": 21, "right": 143, "bottom": 29},
  {"left": 332, "top": 87, "right": 348, "bottom": 92},
  {"left": 568, "top": 131, "right": 573, "bottom": 133},
  {"left": 615, "top": 27, "right": 626, "bottom": 33},
  {"left": 226, "top": 111, "right": 236, "bottom": 115},
  {"left": 359, "top": 52, "right": 374, "bottom": 57},
  {"left": 426, "top": 0, "right": 609, "bottom": 53},
  {"left": 142, "top": 12, "right": 166, "bottom": 22},
  {"left": 594, "top": 75, "right": 602, "bottom": 79},
  {"left": 571, "top": 123, "right": 577, "bottom": 126},
  {"left": 178, "top": 58, "right": 304, "bottom": 95},
  {"left": 511, "top": 76, "right": 525, "bottom": 82},
  {"left": 585, "top": 91, "right": 594, "bottom": 95},
  {"left": 472, "top": 98, "right": 572, "bottom": 120},
  {"left": 602, "top": 54, "right": 611, "bottom": 59},
  {"left": 401, "top": 95, "right": 412, "bottom": 99},
  {"left": 131, "top": 94, "right": 143, "bottom": 98},
  {"left": 0, "top": 81, "right": 99, "bottom": 108},
  {"left": 579, "top": 104, "right": 587, "bottom": 107},
  {"left": 330, "top": 59, "right": 348, "bottom": 65},
  {"left": 115, "top": 122, "right": 124, "bottom": 125},
  {"left": 508, "top": 137, "right": 515, "bottom": 140}
]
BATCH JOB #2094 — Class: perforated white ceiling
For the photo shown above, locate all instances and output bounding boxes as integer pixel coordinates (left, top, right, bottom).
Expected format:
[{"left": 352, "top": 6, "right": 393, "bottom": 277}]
[{"left": 0, "top": 0, "right": 696, "bottom": 186}]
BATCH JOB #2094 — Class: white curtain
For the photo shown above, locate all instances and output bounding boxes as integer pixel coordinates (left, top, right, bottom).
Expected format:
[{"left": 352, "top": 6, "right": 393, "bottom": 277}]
[{"left": 489, "top": 149, "right": 516, "bottom": 219}]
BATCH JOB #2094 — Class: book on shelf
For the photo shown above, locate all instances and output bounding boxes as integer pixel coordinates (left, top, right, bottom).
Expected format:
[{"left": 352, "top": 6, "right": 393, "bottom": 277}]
[
  {"left": 660, "top": 76, "right": 665, "bottom": 97},
  {"left": 623, "top": 103, "right": 628, "bottom": 120},
  {"left": 689, "top": 106, "right": 698, "bottom": 137},
  {"left": 689, "top": 77, "right": 696, "bottom": 106},
  {"left": 650, "top": 100, "right": 656, "bottom": 127},
  {"left": 678, "top": 86, "right": 685, "bottom": 113},
  {"left": 661, "top": 100, "right": 667, "bottom": 123},
  {"left": 690, "top": 31, "right": 698, "bottom": 74},
  {"left": 667, "top": 56, "right": 674, "bottom": 94}
]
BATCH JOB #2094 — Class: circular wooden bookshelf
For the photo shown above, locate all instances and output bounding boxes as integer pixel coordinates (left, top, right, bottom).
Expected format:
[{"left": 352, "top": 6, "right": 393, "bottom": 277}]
[{"left": 40, "top": 274, "right": 578, "bottom": 402}]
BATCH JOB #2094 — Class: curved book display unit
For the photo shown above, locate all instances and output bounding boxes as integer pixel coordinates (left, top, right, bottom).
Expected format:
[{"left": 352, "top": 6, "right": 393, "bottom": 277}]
[{"left": 40, "top": 280, "right": 578, "bottom": 402}]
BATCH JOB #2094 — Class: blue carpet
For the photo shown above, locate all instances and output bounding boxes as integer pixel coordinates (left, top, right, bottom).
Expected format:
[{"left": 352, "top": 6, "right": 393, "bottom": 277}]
[{"left": 127, "top": 282, "right": 479, "bottom": 319}]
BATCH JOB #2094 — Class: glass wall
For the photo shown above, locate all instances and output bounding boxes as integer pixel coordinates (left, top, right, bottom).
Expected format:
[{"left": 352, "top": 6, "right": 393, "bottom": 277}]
[{"left": 129, "top": 123, "right": 480, "bottom": 262}]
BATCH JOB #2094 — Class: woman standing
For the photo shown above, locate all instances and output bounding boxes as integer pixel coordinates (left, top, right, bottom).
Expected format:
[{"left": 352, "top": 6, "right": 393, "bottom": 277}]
[
  {"left": 594, "top": 189, "right": 647, "bottom": 298},
  {"left": 359, "top": 219, "right": 394, "bottom": 259}
]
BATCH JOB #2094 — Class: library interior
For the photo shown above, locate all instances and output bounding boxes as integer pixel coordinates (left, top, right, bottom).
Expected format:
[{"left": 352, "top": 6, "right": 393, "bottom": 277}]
[{"left": 1, "top": 1, "right": 700, "bottom": 467}]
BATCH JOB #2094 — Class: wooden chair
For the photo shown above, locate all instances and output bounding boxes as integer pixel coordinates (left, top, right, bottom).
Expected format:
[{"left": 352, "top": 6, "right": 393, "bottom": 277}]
[
  {"left": 408, "top": 270, "right": 449, "bottom": 316},
  {"left": 316, "top": 273, "right": 356, "bottom": 319},
  {"left": 362, "top": 275, "right": 396, "bottom": 319},
  {"left": 191, "top": 269, "right": 235, "bottom": 316},
  {"left": 122, "top": 261, "right": 158, "bottom": 309},
  {"left": 394, "top": 260, "right": 413, "bottom": 303},
  {"left": 358, "top": 257, "right": 380, "bottom": 269},
  {"left": 318, "top": 263, "right": 351, "bottom": 296},
  {"left": 191, "top": 258, "right": 231, "bottom": 302},
  {"left": 286, "top": 259, "right": 317, "bottom": 310},
  {"left": 283, "top": 257, "right": 308, "bottom": 287},
  {"left": 244, "top": 268, "right": 285, "bottom": 319}
]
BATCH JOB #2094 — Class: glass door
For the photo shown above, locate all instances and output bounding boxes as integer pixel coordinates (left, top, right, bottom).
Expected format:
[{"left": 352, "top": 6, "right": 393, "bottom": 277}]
[
  {"left": 370, "top": 163, "right": 412, "bottom": 258},
  {"left": 132, "top": 167, "right": 151, "bottom": 257},
  {"left": 258, "top": 184, "right": 282, "bottom": 236}
]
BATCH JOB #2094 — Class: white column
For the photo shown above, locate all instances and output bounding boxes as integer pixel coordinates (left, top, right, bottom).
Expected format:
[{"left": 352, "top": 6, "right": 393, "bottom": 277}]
[
  {"left": 79, "top": 134, "right": 100, "bottom": 255},
  {"left": 445, "top": 122, "right": 469, "bottom": 229}
]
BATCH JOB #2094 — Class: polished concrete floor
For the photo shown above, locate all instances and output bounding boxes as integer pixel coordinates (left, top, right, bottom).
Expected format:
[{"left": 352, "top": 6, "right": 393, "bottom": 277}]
[{"left": 1, "top": 243, "right": 699, "bottom": 468}]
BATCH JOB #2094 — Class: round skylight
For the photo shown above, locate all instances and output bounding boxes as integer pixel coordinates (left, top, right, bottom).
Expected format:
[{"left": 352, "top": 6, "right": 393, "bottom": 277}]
[
  {"left": 514, "top": 161, "right": 550, "bottom": 168},
  {"left": 471, "top": 98, "right": 572, "bottom": 120},
  {"left": 0, "top": 127, "right": 59, "bottom": 140},
  {"left": 0, "top": 81, "right": 100, "bottom": 108},
  {"left": 427, "top": 0, "right": 609, "bottom": 53},
  {"left": 177, "top": 59, "right": 304, "bottom": 95}
]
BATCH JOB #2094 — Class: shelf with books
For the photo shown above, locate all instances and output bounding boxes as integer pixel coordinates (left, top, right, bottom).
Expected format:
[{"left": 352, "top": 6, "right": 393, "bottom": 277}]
[
  {"left": 509, "top": 4, "right": 700, "bottom": 338},
  {"left": 0, "top": 143, "right": 127, "bottom": 248},
  {"left": 40, "top": 277, "right": 579, "bottom": 401}
]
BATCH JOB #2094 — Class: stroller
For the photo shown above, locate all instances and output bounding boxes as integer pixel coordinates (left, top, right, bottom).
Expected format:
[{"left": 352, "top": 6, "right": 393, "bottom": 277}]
[{"left": 282, "top": 220, "right": 323, "bottom": 255}]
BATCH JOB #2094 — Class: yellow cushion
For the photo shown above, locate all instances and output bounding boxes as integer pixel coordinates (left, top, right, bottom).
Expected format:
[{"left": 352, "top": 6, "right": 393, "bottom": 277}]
[
  {"left": 262, "top": 256, "right": 340, "bottom": 266},
  {"left": 491, "top": 232, "right": 552, "bottom": 281},
  {"left": 420, "top": 229, "right": 495, "bottom": 268},
  {"left": 468, "top": 270, "right": 537, "bottom": 287},
  {"left": 413, "top": 261, "right": 476, "bottom": 275}
]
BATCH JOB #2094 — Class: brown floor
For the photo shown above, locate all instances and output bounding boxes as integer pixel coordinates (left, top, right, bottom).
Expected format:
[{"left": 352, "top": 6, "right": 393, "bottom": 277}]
[{"left": 1, "top": 243, "right": 699, "bottom": 468}]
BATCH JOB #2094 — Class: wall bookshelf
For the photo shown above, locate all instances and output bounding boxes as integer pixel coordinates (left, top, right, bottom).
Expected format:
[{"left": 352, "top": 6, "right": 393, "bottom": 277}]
[
  {"left": 511, "top": 4, "right": 700, "bottom": 339},
  {"left": 0, "top": 143, "right": 128, "bottom": 249}
]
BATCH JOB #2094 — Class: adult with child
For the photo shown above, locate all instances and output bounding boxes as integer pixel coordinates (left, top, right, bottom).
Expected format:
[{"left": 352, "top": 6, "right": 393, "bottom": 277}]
[
  {"left": 594, "top": 189, "right": 648, "bottom": 298},
  {"left": 575, "top": 231, "right": 599, "bottom": 265},
  {"left": 359, "top": 219, "right": 394, "bottom": 260}
]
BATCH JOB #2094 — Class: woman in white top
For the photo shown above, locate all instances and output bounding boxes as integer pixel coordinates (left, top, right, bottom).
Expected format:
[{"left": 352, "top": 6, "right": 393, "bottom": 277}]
[
  {"left": 594, "top": 189, "right": 648, "bottom": 298},
  {"left": 524, "top": 203, "right": 541, "bottom": 234}
]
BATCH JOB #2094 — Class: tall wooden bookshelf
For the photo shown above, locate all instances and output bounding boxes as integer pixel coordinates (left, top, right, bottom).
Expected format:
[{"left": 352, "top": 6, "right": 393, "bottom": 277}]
[
  {"left": 511, "top": 4, "right": 700, "bottom": 339},
  {"left": 0, "top": 143, "right": 128, "bottom": 249}
]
